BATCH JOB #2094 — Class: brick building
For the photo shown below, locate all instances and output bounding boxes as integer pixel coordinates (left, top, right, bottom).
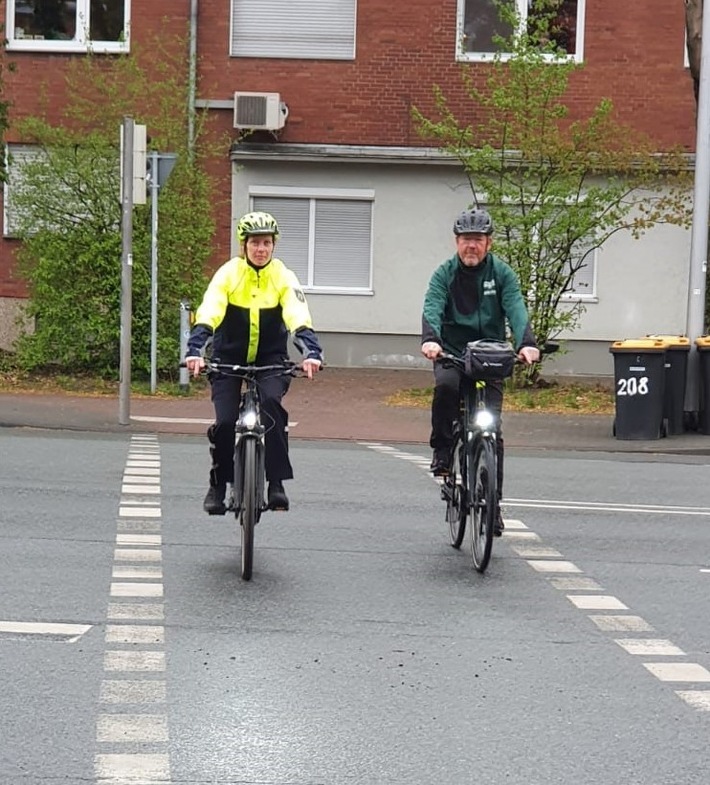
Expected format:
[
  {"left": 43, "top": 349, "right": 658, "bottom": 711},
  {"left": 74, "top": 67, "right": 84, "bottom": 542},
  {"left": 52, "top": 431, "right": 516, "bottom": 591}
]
[{"left": 0, "top": 1, "right": 698, "bottom": 372}]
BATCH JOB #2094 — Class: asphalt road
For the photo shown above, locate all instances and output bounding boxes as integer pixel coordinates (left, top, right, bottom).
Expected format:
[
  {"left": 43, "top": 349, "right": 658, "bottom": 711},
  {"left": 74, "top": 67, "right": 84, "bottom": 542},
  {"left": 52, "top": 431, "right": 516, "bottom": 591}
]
[{"left": 1, "top": 431, "right": 710, "bottom": 784}]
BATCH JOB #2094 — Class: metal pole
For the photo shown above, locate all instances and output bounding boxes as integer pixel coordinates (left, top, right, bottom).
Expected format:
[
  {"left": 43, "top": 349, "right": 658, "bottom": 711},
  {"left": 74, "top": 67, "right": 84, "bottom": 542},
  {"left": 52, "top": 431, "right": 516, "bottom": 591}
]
[
  {"left": 188, "top": 0, "right": 198, "bottom": 162},
  {"left": 150, "top": 150, "right": 159, "bottom": 394},
  {"left": 685, "top": 4, "right": 710, "bottom": 416},
  {"left": 179, "top": 300, "right": 191, "bottom": 392},
  {"left": 119, "top": 117, "right": 134, "bottom": 426}
]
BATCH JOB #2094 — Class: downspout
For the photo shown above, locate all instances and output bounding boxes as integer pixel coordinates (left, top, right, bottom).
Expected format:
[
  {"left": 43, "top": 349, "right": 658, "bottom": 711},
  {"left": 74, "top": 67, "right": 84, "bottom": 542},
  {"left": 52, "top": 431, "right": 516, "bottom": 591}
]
[{"left": 187, "top": 0, "right": 198, "bottom": 162}]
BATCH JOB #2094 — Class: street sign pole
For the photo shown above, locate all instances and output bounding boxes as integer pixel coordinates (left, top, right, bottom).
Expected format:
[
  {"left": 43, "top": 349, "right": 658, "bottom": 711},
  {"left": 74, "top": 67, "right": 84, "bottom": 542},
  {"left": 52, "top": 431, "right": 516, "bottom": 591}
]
[
  {"left": 149, "top": 150, "right": 159, "bottom": 394},
  {"left": 119, "top": 117, "right": 134, "bottom": 426}
]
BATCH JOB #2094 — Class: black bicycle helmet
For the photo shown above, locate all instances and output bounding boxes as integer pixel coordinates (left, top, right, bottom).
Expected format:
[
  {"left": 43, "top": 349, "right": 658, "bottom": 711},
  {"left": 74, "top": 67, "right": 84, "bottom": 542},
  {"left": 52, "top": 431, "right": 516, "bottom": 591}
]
[{"left": 453, "top": 208, "right": 494, "bottom": 236}]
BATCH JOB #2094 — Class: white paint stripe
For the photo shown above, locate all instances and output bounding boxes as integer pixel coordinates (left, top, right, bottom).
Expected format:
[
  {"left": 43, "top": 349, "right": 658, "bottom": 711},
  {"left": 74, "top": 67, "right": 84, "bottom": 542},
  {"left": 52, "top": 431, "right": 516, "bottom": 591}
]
[
  {"left": 500, "top": 519, "right": 528, "bottom": 530},
  {"left": 117, "top": 520, "right": 162, "bottom": 533},
  {"left": 114, "top": 549, "right": 162, "bottom": 562},
  {"left": 615, "top": 639, "right": 685, "bottom": 656},
  {"left": 120, "top": 498, "right": 161, "bottom": 506},
  {"left": 512, "top": 546, "right": 563, "bottom": 558},
  {"left": 549, "top": 577, "right": 603, "bottom": 591},
  {"left": 644, "top": 662, "right": 710, "bottom": 682},
  {"left": 112, "top": 566, "right": 163, "bottom": 580},
  {"left": 100, "top": 680, "right": 166, "bottom": 704},
  {"left": 131, "top": 415, "right": 215, "bottom": 424},
  {"left": 95, "top": 752, "right": 170, "bottom": 781},
  {"left": 117, "top": 534, "right": 162, "bottom": 546},
  {"left": 126, "top": 461, "right": 161, "bottom": 468},
  {"left": 97, "top": 713, "right": 169, "bottom": 743},
  {"left": 507, "top": 496, "right": 710, "bottom": 513},
  {"left": 504, "top": 500, "right": 710, "bottom": 517},
  {"left": 527, "top": 560, "right": 581, "bottom": 573},
  {"left": 123, "top": 467, "right": 160, "bottom": 476},
  {"left": 111, "top": 583, "right": 163, "bottom": 598},
  {"left": 119, "top": 507, "right": 162, "bottom": 518},
  {"left": 589, "top": 615, "right": 654, "bottom": 632},
  {"left": 701, "top": 569, "right": 710, "bottom": 573},
  {"left": 567, "top": 595, "right": 629, "bottom": 610},
  {"left": 122, "top": 475, "right": 161, "bottom": 484},
  {"left": 676, "top": 691, "right": 710, "bottom": 710},
  {"left": 502, "top": 530, "right": 541, "bottom": 540},
  {"left": 104, "top": 650, "right": 166, "bottom": 672},
  {"left": 0, "top": 621, "right": 91, "bottom": 637},
  {"left": 106, "top": 625, "right": 164, "bottom": 644},
  {"left": 122, "top": 485, "right": 161, "bottom": 495},
  {"left": 107, "top": 603, "right": 164, "bottom": 620},
  {"left": 128, "top": 452, "right": 161, "bottom": 459}
]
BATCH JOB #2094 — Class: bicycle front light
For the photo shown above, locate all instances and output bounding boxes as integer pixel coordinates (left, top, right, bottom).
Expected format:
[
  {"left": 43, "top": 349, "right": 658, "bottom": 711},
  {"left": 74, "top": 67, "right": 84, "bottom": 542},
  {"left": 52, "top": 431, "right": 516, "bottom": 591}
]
[
  {"left": 474, "top": 409, "right": 496, "bottom": 431},
  {"left": 241, "top": 410, "right": 258, "bottom": 430}
]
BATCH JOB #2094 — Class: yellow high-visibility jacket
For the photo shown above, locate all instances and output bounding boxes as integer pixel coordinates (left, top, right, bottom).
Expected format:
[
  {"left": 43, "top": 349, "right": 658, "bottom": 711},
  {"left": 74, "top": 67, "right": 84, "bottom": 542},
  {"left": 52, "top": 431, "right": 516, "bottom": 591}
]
[{"left": 187, "top": 256, "right": 322, "bottom": 364}]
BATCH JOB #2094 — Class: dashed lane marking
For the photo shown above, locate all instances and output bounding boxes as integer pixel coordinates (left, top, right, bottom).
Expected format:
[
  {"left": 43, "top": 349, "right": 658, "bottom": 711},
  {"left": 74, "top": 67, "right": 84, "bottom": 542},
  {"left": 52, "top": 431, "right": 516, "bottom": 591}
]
[
  {"left": 644, "top": 663, "right": 710, "bottom": 682},
  {"left": 567, "top": 595, "right": 629, "bottom": 611},
  {"left": 0, "top": 621, "right": 91, "bottom": 642},
  {"left": 615, "top": 639, "right": 685, "bottom": 657}
]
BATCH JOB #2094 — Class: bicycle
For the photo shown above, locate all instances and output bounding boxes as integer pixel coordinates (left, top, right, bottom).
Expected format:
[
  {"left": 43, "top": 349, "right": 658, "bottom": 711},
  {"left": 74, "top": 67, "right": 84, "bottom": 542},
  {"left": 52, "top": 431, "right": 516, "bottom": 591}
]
[
  {"left": 194, "top": 359, "right": 303, "bottom": 581},
  {"left": 437, "top": 339, "right": 518, "bottom": 573}
]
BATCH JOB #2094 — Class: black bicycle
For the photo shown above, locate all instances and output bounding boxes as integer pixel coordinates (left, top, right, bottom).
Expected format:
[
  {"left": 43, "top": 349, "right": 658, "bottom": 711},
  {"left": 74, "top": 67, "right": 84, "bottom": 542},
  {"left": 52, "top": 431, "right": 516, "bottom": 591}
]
[
  {"left": 202, "top": 360, "right": 302, "bottom": 581},
  {"left": 438, "top": 340, "right": 517, "bottom": 573}
]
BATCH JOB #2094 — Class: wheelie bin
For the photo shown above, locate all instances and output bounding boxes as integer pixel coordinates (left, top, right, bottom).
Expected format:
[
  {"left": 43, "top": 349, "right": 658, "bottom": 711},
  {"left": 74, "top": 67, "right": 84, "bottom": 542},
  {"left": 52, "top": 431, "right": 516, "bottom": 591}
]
[
  {"left": 645, "top": 334, "right": 690, "bottom": 436},
  {"left": 609, "top": 338, "right": 666, "bottom": 440},
  {"left": 696, "top": 336, "right": 710, "bottom": 435}
]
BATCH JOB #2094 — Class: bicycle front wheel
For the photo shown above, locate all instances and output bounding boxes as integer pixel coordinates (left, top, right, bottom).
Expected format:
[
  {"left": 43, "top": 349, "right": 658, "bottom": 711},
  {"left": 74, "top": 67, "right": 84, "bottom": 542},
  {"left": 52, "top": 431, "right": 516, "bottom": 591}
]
[
  {"left": 240, "top": 438, "right": 258, "bottom": 581},
  {"left": 446, "top": 433, "right": 467, "bottom": 548},
  {"left": 468, "top": 437, "right": 497, "bottom": 573}
]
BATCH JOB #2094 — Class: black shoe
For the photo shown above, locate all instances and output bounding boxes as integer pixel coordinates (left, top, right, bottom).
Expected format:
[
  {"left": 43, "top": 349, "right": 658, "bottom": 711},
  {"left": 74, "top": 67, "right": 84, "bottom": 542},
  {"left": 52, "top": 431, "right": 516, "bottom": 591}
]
[
  {"left": 203, "top": 484, "right": 227, "bottom": 515},
  {"left": 430, "top": 450, "right": 449, "bottom": 477},
  {"left": 494, "top": 510, "right": 505, "bottom": 537},
  {"left": 268, "top": 481, "right": 289, "bottom": 511}
]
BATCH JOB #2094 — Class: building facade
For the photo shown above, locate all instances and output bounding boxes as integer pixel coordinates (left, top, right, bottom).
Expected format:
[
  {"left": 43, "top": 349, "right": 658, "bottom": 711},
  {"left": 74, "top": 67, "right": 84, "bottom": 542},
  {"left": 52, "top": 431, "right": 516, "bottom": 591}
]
[{"left": 0, "top": 1, "right": 698, "bottom": 374}]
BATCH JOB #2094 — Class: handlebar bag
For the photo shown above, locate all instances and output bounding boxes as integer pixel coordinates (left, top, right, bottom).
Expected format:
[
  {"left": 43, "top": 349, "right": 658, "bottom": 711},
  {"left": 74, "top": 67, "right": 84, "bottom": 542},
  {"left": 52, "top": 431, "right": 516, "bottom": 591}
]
[{"left": 464, "top": 340, "right": 516, "bottom": 380}]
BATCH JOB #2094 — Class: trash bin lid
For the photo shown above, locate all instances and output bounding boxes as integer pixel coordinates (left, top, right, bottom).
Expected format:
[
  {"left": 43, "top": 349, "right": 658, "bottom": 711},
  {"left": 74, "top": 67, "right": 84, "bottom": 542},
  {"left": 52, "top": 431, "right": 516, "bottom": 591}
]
[
  {"left": 609, "top": 338, "right": 666, "bottom": 353},
  {"left": 645, "top": 334, "right": 690, "bottom": 350},
  {"left": 696, "top": 335, "right": 710, "bottom": 350}
]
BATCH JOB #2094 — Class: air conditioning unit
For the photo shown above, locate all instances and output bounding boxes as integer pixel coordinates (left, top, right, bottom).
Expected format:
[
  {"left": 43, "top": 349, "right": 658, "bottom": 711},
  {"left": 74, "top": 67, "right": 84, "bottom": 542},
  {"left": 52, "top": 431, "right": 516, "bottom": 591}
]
[{"left": 233, "top": 92, "right": 287, "bottom": 131}]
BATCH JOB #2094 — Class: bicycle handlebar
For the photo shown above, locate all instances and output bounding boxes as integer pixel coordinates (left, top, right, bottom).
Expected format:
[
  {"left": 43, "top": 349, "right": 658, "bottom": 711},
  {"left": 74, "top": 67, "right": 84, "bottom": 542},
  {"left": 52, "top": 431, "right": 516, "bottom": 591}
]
[{"left": 179, "top": 360, "right": 305, "bottom": 378}]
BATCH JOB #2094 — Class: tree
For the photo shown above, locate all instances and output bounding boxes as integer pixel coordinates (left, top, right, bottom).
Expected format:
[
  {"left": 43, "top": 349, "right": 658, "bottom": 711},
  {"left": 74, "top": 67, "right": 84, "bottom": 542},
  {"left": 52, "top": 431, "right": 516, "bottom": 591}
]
[
  {"left": 414, "top": 0, "right": 691, "bottom": 383},
  {"left": 0, "top": 26, "right": 14, "bottom": 184},
  {"left": 7, "top": 28, "right": 229, "bottom": 378}
]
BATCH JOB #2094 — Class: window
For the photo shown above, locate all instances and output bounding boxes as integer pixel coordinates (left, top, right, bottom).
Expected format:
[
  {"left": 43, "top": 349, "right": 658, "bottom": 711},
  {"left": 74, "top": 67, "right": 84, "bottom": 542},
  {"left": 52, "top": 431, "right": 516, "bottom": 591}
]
[
  {"left": 231, "top": 0, "right": 356, "bottom": 60},
  {"left": 250, "top": 187, "right": 373, "bottom": 292},
  {"left": 3, "top": 143, "right": 44, "bottom": 237},
  {"left": 458, "top": 0, "right": 584, "bottom": 62},
  {"left": 6, "top": 0, "right": 130, "bottom": 53},
  {"left": 563, "top": 240, "right": 596, "bottom": 300}
]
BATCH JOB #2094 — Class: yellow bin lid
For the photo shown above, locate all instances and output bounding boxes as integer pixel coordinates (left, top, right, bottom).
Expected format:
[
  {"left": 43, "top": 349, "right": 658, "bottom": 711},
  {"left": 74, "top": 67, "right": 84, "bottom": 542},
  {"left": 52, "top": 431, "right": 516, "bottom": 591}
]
[
  {"left": 609, "top": 338, "right": 666, "bottom": 353},
  {"left": 645, "top": 334, "right": 690, "bottom": 350},
  {"left": 696, "top": 335, "right": 710, "bottom": 349}
]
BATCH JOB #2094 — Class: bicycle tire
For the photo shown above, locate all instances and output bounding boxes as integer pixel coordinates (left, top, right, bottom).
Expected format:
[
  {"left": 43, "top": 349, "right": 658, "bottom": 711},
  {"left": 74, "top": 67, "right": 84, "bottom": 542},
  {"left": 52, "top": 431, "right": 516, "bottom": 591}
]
[
  {"left": 468, "top": 437, "right": 497, "bottom": 573},
  {"left": 240, "top": 438, "right": 257, "bottom": 581},
  {"left": 446, "top": 433, "right": 467, "bottom": 548}
]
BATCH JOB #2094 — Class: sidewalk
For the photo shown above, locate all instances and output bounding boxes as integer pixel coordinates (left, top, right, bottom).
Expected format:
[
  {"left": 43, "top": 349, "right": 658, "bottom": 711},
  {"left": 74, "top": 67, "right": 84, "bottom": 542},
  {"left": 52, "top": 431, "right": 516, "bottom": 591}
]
[{"left": 1, "top": 367, "right": 710, "bottom": 455}]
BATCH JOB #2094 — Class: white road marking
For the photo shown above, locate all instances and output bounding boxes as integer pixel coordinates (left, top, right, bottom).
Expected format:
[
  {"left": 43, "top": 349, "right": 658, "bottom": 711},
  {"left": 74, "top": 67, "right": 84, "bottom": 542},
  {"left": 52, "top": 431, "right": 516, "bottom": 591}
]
[
  {"left": 676, "top": 691, "right": 710, "bottom": 710},
  {"left": 104, "top": 650, "right": 166, "bottom": 672},
  {"left": 110, "top": 583, "right": 163, "bottom": 598},
  {"left": 549, "top": 577, "right": 603, "bottom": 591},
  {"left": 125, "top": 460, "right": 161, "bottom": 468},
  {"left": 589, "top": 615, "right": 654, "bottom": 632},
  {"left": 502, "top": 530, "right": 541, "bottom": 540},
  {"left": 644, "top": 663, "right": 710, "bottom": 682},
  {"left": 119, "top": 507, "right": 162, "bottom": 518},
  {"left": 567, "top": 595, "right": 629, "bottom": 610},
  {"left": 100, "top": 680, "right": 166, "bottom": 704},
  {"left": 512, "top": 545, "right": 563, "bottom": 558},
  {"left": 122, "top": 484, "right": 161, "bottom": 495},
  {"left": 121, "top": 474, "right": 160, "bottom": 484},
  {"left": 500, "top": 519, "right": 528, "bottom": 530},
  {"left": 114, "top": 548, "right": 162, "bottom": 562},
  {"left": 124, "top": 467, "right": 160, "bottom": 476},
  {"left": 505, "top": 498, "right": 710, "bottom": 517},
  {"left": 97, "top": 714, "right": 169, "bottom": 743},
  {"left": 117, "top": 520, "right": 162, "bottom": 533},
  {"left": 615, "top": 639, "right": 685, "bottom": 656},
  {"left": 0, "top": 621, "right": 91, "bottom": 641},
  {"left": 95, "top": 753, "right": 170, "bottom": 781},
  {"left": 112, "top": 566, "right": 163, "bottom": 580},
  {"left": 116, "top": 534, "right": 162, "bottom": 546},
  {"left": 107, "top": 603, "right": 164, "bottom": 620},
  {"left": 527, "top": 560, "right": 582, "bottom": 573},
  {"left": 106, "top": 625, "right": 165, "bottom": 644}
]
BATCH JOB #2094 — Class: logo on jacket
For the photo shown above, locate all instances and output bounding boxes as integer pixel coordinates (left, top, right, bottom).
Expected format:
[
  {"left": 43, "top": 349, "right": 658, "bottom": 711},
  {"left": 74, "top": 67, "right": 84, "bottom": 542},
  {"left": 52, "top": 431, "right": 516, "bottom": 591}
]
[
  {"left": 294, "top": 288, "right": 306, "bottom": 303},
  {"left": 483, "top": 280, "right": 497, "bottom": 296}
]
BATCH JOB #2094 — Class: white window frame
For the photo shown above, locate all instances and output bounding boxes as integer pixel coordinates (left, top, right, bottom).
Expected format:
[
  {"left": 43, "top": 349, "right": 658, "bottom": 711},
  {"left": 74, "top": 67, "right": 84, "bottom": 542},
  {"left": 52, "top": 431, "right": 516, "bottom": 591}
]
[
  {"left": 6, "top": 0, "right": 131, "bottom": 54},
  {"left": 230, "top": 0, "right": 356, "bottom": 60},
  {"left": 456, "top": 0, "right": 585, "bottom": 63},
  {"left": 248, "top": 185, "right": 374, "bottom": 294},
  {"left": 560, "top": 242, "right": 598, "bottom": 302}
]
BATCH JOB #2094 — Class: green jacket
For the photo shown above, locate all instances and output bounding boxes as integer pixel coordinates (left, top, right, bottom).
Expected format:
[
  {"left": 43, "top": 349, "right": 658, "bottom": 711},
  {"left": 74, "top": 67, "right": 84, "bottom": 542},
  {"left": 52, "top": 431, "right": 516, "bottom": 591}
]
[{"left": 421, "top": 252, "right": 536, "bottom": 355}]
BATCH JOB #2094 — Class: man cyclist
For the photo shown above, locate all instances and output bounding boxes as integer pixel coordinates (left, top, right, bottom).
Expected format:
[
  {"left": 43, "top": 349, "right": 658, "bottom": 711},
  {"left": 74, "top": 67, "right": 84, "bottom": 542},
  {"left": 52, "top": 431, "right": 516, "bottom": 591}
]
[
  {"left": 185, "top": 211, "right": 323, "bottom": 515},
  {"left": 421, "top": 207, "right": 540, "bottom": 535}
]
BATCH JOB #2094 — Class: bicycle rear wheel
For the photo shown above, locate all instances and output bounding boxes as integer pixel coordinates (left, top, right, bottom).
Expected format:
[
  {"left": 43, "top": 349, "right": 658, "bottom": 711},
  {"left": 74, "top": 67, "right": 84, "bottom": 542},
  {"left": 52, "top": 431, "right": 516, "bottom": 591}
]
[
  {"left": 445, "top": 433, "right": 467, "bottom": 548},
  {"left": 240, "top": 438, "right": 258, "bottom": 581},
  {"left": 468, "top": 437, "right": 497, "bottom": 573}
]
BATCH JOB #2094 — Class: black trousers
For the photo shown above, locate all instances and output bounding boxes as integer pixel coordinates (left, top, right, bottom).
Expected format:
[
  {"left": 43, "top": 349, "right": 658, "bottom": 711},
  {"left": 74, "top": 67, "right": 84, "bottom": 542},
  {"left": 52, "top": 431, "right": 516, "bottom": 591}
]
[
  {"left": 430, "top": 364, "right": 505, "bottom": 497},
  {"left": 208, "top": 372, "right": 293, "bottom": 487}
]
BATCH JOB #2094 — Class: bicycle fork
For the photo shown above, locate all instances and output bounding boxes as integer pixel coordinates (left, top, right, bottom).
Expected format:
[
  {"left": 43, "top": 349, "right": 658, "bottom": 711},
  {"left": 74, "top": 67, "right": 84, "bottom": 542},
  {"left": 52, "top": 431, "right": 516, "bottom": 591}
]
[{"left": 231, "top": 432, "right": 266, "bottom": 515}]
